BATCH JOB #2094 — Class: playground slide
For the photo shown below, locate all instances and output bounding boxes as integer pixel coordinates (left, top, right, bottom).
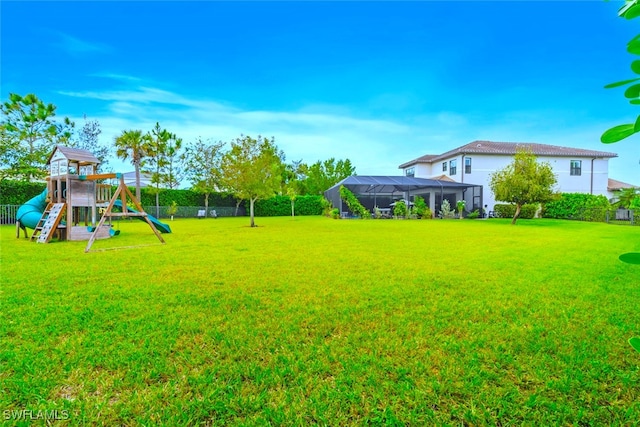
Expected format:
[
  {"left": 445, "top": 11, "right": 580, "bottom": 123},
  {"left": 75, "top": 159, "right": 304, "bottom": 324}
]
[
  {"left": 113, "top": 200, "right": 172, "bottom": 234},
  {"left": 16, "top": 189, "right": 48, "bottom": 229}
]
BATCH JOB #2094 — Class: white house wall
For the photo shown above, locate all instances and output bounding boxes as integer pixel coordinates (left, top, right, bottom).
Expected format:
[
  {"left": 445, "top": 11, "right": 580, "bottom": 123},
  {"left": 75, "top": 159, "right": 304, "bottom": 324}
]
[
  {"left": 406, "top": 163, "right": 432, "bottom": 177},
  {"left": 403, "top": 154, "right": 612, "bottom": 212}
]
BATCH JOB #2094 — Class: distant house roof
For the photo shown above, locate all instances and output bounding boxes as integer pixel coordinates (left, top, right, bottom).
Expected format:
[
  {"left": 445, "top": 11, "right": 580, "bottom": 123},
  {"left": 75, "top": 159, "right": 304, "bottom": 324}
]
[
  {"left": 429, "top": 174, "right": 457, "bottom": 182},
  {"left": 608, "top": 178, "right": 638, "bottom": 192},
  {"left": 47, "top": 145, "right": 101, "bottom": 165},
  {"left": 399, "top": 140, "right": 618, "bottom": 168}
]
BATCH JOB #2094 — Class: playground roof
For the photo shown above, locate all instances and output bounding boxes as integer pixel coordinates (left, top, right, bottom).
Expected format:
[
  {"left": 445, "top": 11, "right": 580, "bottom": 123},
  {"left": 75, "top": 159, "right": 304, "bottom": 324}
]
[{"left": 47, "top": 145, "right": 100, "bottom": 165}]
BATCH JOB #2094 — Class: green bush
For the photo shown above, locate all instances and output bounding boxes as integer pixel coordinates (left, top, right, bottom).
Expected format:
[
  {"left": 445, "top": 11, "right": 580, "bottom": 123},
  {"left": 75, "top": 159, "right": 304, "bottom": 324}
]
[
  {"left": 321, "top": 198, "right": 333, "bottom": 217},
  {"left": 339, "top": 186, "right": 370, "bottom": 219},
  {"left": 292, "top": 195, "right": 324, "bottom": 216},
  {"left": 138, "top": 188, "right": 238, "bottom": 208},
  {"left": 439, "top": 199, "right": 456, "bottom": 219},
  {"left": 467, "top": 209, "right": 480, "bottom": 219},
  {"left": 413, "top": 196, "right": 429, "bottom": 219},
  {"left": 252, "top": 195, "right": 324, "bottom": 217},
  {"left": 543, "top": 193, "right": 611, "bottom": 221},
  {"left": 494, "top": 204, "right": 537, "bottom": 219},
  {"left": 0, "top": 180, "right": 47, "bottom": 205},
  {"left": 330, "top": 208, "right": 340, "bottom": 219},
  {"left": 394, "top": 200, "right": 408, "bottom": 218}
]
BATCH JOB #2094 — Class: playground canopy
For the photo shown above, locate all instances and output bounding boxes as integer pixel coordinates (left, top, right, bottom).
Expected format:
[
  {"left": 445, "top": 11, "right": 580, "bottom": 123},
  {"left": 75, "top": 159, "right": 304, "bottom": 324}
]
[{"left": 324, "top": 175, "right": 483, "bottom": 214}]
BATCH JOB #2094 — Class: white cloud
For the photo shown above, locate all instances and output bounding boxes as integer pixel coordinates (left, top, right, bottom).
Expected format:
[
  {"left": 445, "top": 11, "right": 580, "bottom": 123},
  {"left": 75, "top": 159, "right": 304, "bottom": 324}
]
[
  {"left": 55, "top": 33, "right": 112, "bottom": 55},
  {"left": 62, "top": 83, "right": 640, "bottom": 186}
]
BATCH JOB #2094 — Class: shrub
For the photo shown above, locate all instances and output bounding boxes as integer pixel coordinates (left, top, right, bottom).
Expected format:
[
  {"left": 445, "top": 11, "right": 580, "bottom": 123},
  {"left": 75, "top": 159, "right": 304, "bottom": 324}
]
[
  {"left": 422, "top": 207, "right": 433, "bottom": 219},
  {"left": 413, "top": 196, "right": 428, "bottom": 219},
  {"left": 0, "top": 180, "right": 47, "bottom": 205},
  {"left": 330, "top": 208, "right": 340, "bottom": 219},
  {"left": 440, "top": 199, "right": 456, "bottom": 219},
  {"left": 252, "top": 195, "right": 324, "bottom": 216},
  {"left": 137, "top": 188, "right": 238, "bottom": 208},
  {"left": 393, "top": 200, "right": 408, "bottom": 218},
  {"left": 167, "top": 201, "right": 178, "bottom": 220},
  {"left": 321, "top": 198, "right": 333, "bottom": 217},
  {"left": 456, "top": 200, "right": 466, "bottom": 218},
  {"left": 494, "top": 204, "right": 537, "bottom": 219},
  {"left": 339, "top": 186, "right": 370, "bottom": 218},
  {"left": 543, "top": 193, "right": 610, "bottom": 221},
  {"left": 467, "top": 209, "right": 480, "bottom": 219}
]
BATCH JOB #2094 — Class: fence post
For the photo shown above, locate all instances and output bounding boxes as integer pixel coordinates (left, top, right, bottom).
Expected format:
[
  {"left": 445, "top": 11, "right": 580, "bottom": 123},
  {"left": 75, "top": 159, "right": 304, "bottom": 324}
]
[{"left": 632, "top": 209, "right": 635, "bottom": 226}]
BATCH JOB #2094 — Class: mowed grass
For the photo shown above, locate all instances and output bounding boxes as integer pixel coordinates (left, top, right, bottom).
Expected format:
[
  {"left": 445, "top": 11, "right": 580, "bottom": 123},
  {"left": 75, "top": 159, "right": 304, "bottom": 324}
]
[{"left": 2, "top": 216, "right": 640, "bottom": 425}]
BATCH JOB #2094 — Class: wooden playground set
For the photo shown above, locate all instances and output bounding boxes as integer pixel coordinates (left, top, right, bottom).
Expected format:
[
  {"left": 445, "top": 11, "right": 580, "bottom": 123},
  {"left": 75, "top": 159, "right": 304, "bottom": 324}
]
[{"left": 15, "top": 146, "right": 171, "bottom": 252}]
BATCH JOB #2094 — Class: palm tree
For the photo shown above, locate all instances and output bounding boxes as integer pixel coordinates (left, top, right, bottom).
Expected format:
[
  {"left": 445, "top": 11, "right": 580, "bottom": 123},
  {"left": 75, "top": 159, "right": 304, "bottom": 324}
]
[
  {"left": 114, "top": 129, "right": 148, "bottom": 201},
  {"left": 615, "top": 187, "right": 640, "bottom": 209}
]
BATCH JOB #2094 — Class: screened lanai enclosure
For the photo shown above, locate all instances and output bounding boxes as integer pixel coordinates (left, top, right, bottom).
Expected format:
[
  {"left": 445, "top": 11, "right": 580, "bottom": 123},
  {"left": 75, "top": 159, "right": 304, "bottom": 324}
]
[{"left": 324, "top": 176, "right": 483, "bottom": 218}]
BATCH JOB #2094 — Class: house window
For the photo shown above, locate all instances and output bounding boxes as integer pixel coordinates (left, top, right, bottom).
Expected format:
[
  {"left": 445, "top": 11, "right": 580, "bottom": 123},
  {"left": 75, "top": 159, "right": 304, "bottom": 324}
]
[
  {"left": 442, "top": 162, "right": 447, "bottom": 172},
  {"left": 405, "top": 167, "right": 415, "bottom": 177},
  {"left": 465, "top": 157, "right": 472, "bottom": 174},
  {"left": 449, "top": 159, "right": 457, "bottom": 176},
  {"left": 570, "top": 160, "right": 582, "bottom": 176}
]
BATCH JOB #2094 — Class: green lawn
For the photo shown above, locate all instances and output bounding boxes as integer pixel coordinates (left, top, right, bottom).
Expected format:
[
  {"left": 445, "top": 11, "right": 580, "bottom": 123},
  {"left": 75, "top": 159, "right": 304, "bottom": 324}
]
[{"left": 2, "top": 216, "right": 640, "bottom": 425}]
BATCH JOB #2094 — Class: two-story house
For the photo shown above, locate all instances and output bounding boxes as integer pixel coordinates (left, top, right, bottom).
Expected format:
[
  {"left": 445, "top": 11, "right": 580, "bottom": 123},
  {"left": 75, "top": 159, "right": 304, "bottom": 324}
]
[{"left": 399, "top": 141, "right": 618, "bottom": 212}]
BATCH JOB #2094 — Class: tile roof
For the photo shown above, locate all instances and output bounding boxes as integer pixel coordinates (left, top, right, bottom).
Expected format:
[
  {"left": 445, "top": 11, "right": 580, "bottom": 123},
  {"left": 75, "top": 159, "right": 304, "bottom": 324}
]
[
  {"left": 608, "top": 178, "right": 638, "bottom": 191},
  {"left": 398, "top": 154, "right": 437, "bottom": 169},
  {"left": 429, "top": 174, "right": 457, "bottom": 182},
  {"left": 399, "top": 140, "right": 618, "bottom": 168}
]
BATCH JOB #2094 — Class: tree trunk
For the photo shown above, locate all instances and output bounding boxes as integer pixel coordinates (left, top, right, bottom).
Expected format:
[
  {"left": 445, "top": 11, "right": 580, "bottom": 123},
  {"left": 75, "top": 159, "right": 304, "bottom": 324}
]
[
  {"left": 155, "top": 189, "right": 160, "bottom": 218},
  {"left": 134, "top": 161, "right": 142, "bottom": 202},
  {"left": 511, "top": 203, "right": 522, "bottom": 225},
  {"left": 291, "top": 200, "right": 295, "bottom": 217},
  {"left": 250, "top": 198, "right": 256, "bottom": 227},
  {"left": 205, "top": 193, "right": 209, "bottom": 218},
  {"left": 235, "top": 200, "right": 241, "bottom": 217}
]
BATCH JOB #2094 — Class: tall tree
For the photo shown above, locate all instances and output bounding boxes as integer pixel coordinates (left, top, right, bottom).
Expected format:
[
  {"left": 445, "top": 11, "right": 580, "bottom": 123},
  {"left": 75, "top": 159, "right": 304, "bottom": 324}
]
[
  {"left": 146, "top": 122, "right": 174, "bottom": 217},
  {"left": 303, "top": 158, "right": 355, "bottom": 195},
  {"left": 282, "top": 160, "right": 306, "bottom": 216},
  {"left": 489, "top": 149, "right": 558, "bottom": 224},
  {"left": 161, "top": 133, "right": 183, "bottom": 190},
  {"left": 181, "top": 137, "right": 225, "bottom": 216},
  {"left": 0, "top": 93, "right": 74, "bottom": 180},
  {"left": 114, "top": 129, "right": 148, "bottom": 202},
  {"left": 69, "top": 116, "right": 110, "bottom": 172},
  {"left": 220, "top": 135, "right": 283, "bottom": 227}
]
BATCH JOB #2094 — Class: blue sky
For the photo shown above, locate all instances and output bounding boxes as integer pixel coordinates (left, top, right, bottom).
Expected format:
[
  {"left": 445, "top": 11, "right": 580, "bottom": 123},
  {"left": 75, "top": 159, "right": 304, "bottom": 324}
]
[{"left": 2, "top": 1, "right": 639, "bottom": 184}]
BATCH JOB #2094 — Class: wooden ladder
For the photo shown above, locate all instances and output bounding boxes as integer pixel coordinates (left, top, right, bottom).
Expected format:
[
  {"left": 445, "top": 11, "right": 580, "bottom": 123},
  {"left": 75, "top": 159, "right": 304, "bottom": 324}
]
[{"left": 30, "top": 203, "right": 66, "bottom": 243}]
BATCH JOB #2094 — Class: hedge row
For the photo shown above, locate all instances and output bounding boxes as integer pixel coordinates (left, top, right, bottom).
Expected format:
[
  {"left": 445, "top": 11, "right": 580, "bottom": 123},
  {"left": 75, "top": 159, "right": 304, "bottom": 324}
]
[
  {"left": 543, "top": 193, "right": 611, "bottom": 220},
  {"left": 252, "top": 195, "right": 324, "bottom": 216},
  {"left": 137, "top": 188, "right": 238, "bottom": 208},
  {"left": 1, "top": 179, "right": 325, "bottom": 217},
  {"left": 493, "top": 204, "right": 538, "bottom": 219},
  {"left": 0, "top": 180, "right": 239, "bottom": 207},
  {"left": 0, "top": 181, "right": 47, "bottom": 205}
]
